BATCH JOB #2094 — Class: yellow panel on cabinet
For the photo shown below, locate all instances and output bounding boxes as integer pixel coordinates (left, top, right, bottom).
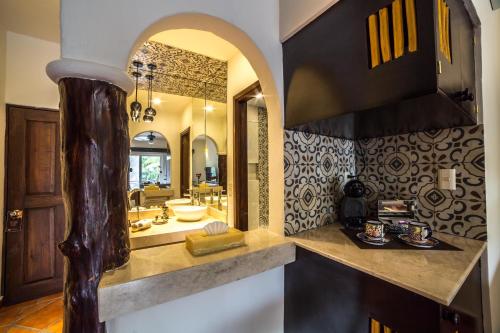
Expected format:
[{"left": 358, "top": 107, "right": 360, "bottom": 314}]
[
  {"left": 392, "top": 0, "right": 404, "bottom": 59},
  {"left": 378, "top": 8, "right": 392, "bottom": 63},
  {"left": 368, "top": 14, "right": 381, "bottom": 68}
]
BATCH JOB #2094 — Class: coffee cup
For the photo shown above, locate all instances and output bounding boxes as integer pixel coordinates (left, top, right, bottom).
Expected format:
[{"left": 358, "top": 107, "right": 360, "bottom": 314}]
[
  {"left": 408, "top": 221, "right": 432, "bottom": 243},
  {"left": 364, "top": 220, "right": 385, "bottom": 240}
]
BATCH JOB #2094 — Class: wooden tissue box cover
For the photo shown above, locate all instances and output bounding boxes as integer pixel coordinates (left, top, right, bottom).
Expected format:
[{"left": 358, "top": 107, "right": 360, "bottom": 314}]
[{"left": 186, "top": 228, "right": 245, "bottom": 256}]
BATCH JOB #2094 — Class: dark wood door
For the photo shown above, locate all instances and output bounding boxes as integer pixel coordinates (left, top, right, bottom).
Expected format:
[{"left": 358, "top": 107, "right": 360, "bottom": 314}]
[
  {"left": 4, "top": 105, "right": 64, "bottom": 304},
  {"left": 233, "top": 82, "right": 261, "bottom": 231},
  {"left": 180, "top": 127, "right": 190, "bottom": 196}
]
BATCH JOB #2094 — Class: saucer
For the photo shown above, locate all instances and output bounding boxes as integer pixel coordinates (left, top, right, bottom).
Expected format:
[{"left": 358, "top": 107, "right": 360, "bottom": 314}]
[
  {"left": 356, "top": 232, "right": 390, "bottom": 246},
  {"left": 398, "top": 234, "right": 439, "bottom": 248}
]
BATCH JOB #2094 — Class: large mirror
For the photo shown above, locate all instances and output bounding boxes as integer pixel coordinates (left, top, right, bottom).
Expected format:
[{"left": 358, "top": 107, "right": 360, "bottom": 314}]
[{"left": 127, "top": 93, "right": 228, "bottom": 226}]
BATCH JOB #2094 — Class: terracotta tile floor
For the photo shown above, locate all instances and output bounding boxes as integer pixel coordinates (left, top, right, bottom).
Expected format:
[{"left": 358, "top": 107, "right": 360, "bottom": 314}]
[{"left": 0, "top": 293, "right": 63, "bottom": 332}]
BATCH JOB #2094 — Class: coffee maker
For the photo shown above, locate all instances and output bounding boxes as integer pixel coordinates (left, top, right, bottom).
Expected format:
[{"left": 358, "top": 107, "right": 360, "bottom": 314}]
[{"left": 340, "top": 175, "right": 367, "bottom": 230}]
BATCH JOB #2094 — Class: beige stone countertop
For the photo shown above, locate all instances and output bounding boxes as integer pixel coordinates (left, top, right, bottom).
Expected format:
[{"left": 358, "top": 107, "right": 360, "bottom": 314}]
[
  {"left": 128, "top": 216, "right": 217, "bottom": 249},
  {"left": 287, "top": 224, "right": 486, "bottom": 306},
  {"left": 98, "top": 229, "right": 296, "bottom": 322}
]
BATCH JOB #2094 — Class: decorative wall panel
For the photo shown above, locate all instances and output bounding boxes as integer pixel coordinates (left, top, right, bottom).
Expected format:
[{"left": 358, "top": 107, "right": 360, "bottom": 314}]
[
  {"left": 129, "top": 41, "right": 227, "bottom": 103},
  {"left": 258, "top": 107, "right": 269, "bottom": 228},
  {"left": 284, "top": 125, "right": 486, "bottom": 240},
  {"left": 284, "top": 130, "right": 355, "bottom": 235},
  {"left": 357, "top": 125, "right": 486, "bottom": 240}
]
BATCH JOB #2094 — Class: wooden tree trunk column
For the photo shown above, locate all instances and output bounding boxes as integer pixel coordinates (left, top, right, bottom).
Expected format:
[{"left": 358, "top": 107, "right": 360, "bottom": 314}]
[{"left": 58, "top": 78, "right": 131, "bottom": 333}]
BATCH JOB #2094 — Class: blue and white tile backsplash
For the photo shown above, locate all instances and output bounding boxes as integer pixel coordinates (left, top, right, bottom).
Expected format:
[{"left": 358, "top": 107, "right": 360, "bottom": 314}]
[{"left": 284, "top": 125, "right": 486, "bottom": 240}]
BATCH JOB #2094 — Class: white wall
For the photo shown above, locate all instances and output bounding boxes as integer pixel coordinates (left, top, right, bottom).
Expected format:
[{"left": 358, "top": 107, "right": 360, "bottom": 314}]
[
  {"left": 472, "top": 1, "right": 500, "bottom": 332},
  {"left": 5, "top": 32, "right": 59, "bottom": 108},
  {"left": 106, "top": 267, "right": 285, "bottom": 333},
  {"left": 279, "top": 0, "right": 338, "bottom": 41}
]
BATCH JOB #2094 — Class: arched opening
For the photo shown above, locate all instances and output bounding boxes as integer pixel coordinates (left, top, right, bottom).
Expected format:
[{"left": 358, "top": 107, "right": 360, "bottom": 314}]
[
  {"left": 191, "top": 134, "right": 218, "bottom": 185},
  {"left": 127, "top": 13, "right": 284, "bottom": 235}
]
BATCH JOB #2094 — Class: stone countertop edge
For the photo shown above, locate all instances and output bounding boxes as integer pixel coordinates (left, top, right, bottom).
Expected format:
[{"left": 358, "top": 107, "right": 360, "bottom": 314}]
[
  {"left": 288, "top": 224, "right": 487, "bottom": 306},
  {"left": 98, "top": 230, "right": 296, "bottom": 322}
]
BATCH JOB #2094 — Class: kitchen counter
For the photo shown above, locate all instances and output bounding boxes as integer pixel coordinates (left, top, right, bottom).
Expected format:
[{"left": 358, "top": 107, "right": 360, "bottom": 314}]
[
  {"left": 287, "top": 224, "right": 486, "bottom": 306},
  {"left": 129, "top": 216, "right": 217, "bottom": 249},
  {"left": 98, "top": 229, "right": 296, "bottom": 322}
]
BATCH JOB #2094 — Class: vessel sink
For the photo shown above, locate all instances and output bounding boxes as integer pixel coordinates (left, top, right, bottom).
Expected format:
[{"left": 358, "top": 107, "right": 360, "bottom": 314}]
[
  {"left": 172, "top": 205, "right": 207, "bottom": 222},
  {"left": 165, "top": 198, "right": 192, "bottom": 206}
]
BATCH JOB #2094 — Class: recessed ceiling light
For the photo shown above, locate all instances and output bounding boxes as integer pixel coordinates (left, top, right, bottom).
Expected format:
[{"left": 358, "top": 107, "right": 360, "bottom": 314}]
[
  {"left": 204, "top": 105, "right": 215, "bottom": 112},
  {"left": 256, "top": 93, "right": 263, "bottom": 99},
  {"left": 153, "top": 97, "right": 161, "bottom": 105}
]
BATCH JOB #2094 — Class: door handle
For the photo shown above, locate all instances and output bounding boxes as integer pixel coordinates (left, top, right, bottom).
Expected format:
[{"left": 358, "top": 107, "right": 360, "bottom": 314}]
[{"left": 6, "top": 209, "right": 23, "bottom": 232}]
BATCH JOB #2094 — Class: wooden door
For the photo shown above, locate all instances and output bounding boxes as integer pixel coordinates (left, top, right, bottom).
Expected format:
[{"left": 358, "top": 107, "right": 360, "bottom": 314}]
[
  {"left": 4, "top": 105, "right": 64, "bottom": 304},
  {"left": 233, "top": 82, "right": 261, "bottom": 231},
  {"left": 180, "top": 127, "right": 190, "bottom": 197}
]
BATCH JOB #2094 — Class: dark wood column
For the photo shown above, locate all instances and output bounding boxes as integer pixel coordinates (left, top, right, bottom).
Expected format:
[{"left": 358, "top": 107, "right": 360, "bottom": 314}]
[{"left": 58, "top": 78, "right": 131, "bottom": 333}]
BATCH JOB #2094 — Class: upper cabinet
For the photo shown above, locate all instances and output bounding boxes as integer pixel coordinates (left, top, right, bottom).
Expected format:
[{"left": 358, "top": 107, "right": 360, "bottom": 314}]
[{"left": 283, "top": 0, "right": 478, "bottom": 139}]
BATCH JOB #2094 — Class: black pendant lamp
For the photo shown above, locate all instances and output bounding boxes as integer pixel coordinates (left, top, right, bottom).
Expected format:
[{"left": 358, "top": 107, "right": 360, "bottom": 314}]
[
  {"left": 143, "top": 63, "right": 157, "bottom": 123},
  {"left": 130, "top": 60, "right": 143, "bottom": 122}
]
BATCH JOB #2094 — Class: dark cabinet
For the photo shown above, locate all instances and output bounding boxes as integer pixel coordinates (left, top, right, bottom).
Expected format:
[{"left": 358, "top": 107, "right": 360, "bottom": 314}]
[
  {"left": 283, "top": 0, "right": 478, "bottom": 139},
  {"left": 284, "top": 247, "right": 484, "bottom": 333}
]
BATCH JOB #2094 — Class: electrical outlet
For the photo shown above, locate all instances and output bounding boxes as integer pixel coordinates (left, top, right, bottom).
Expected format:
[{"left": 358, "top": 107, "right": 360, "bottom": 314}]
[{"left": 438, "top": 169, "right": 456, "bottom": 190}]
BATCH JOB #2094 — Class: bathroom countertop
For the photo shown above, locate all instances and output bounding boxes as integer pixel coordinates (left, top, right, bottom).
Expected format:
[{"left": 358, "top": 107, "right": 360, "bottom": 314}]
[
  {"left": 287, "top": 224, "right": 486, "bottom": 306},
  {"left": 129, "top": 217, "right": 217, "bottom": 249},
  {"left": 98, "top": 229, "right": 296, "bottom": 322}
]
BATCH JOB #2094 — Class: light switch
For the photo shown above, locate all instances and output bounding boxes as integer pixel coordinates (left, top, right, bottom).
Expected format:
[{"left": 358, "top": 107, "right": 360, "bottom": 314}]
[{"left": 438, "top": 169, "right": 456, "bottom": 190}]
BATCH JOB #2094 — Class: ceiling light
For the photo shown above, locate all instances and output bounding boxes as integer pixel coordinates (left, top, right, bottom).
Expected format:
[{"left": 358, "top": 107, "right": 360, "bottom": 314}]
[
  {"left": 130, "top": 60, "right": 143, "bottom": 122},
  {"left": 204, "top": 105, "right": 215, "bottom": 112},
  {"left": 153, "top": 97, "right": 161, "bottom": 105},
  {"left": 256, "top": 92, "right": 263, "bottom": 99}
]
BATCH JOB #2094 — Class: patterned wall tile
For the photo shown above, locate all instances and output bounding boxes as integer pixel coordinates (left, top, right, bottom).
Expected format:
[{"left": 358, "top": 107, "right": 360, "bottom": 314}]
[
  {"left": 257, "top": 107, "right": 269, "bottom": 228},
  {"left": 356, "top": 124, "right": 486, "bottom": 240},
  {"left": 284, "top": 130, "right": 354, "bottom": 235},
  {"left": 284, "top": 124, "right": 486, "bottom": 240}
]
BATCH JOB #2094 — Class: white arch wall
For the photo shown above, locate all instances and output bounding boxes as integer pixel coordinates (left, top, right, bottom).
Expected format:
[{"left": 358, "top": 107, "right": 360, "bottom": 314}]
[{"left": 60, "top": 0, "right": 285, "bottom": 234}]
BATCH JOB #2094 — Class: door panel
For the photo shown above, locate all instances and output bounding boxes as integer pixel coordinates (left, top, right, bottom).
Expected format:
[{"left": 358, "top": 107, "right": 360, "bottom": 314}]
[
  {"left": 23, "top": 208, "right": 55, "bottom": 284},
  {"left": 4, "top": 105, "right": 64, "bottom": 305},
  {"left": 26, "top": 121, "right": 57, "bottom": 194},
  {"left": 180, "top": 127, "right": 190, "bottom": 196}
]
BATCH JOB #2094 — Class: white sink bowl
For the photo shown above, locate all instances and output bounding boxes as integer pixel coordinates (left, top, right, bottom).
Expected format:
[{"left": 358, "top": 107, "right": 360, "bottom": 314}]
[
  {"left": 173, "top": 205, "right": 207, "bottom": 222},
  {"left": 166, "top": 198, "right": 192, "bottom": 206}
]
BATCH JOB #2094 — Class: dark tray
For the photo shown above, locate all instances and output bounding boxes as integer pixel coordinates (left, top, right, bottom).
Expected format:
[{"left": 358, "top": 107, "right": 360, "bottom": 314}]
[{"left": 341, "top": 228, "right": 462, "bottom": 251}]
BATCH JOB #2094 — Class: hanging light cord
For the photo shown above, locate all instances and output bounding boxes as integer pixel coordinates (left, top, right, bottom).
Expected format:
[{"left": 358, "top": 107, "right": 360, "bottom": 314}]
[{"left": 135, "top": 63, "right": 139, "bottom": 102}]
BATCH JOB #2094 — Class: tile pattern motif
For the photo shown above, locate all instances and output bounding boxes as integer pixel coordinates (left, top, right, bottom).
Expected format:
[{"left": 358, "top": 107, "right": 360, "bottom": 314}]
[
  {"left": 129, "top": 41, "right": 227, "bottom": 103},
  {"left": 258, "top": 107, "right": 269, "bottom": 228},
  {"left": 0, "top": 293, "right": 63, "bottom": 332},
  {"left": 285, "top": 125, "right": 486, "bottom": 240},
  {"left": 284, "top": 130, "right": 355, "bottom": 235}
]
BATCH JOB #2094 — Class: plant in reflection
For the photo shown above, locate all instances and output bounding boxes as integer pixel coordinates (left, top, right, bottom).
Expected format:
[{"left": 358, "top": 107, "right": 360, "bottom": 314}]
[{"left": 141, "top": 156, "right": 161, "bottom": 184}]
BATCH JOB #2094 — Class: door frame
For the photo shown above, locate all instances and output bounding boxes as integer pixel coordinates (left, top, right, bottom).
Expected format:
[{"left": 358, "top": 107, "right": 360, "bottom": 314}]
[
  {"left": 233, "top": 81, "right": 261, "bottom": 231},
  {"left": 2, "top": 104, "right": 62, "bottom": 303},
  {"left": 180, "top": 127, "right": 191, "bottom": 197}
]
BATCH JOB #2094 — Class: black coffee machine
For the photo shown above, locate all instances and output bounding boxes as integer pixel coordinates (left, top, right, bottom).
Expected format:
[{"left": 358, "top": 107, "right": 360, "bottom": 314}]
[{"left": 340, "top": 175, "right": 367, "bottom": 230}]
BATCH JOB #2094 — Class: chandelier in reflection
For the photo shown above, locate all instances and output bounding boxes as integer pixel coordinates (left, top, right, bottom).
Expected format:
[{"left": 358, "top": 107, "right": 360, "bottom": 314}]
[
  {"left": 143, "top": 63, "right": 157, "bottom": 123},
  {"left": 129, "top": 60, "right": 143, "bottom": 122}
]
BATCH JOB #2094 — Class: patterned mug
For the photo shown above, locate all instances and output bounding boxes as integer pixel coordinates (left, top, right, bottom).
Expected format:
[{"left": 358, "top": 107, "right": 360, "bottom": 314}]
[
  {"left": 364, "top": 220, "right": 385, "bottom": 240},
  {"left": 408, "top": 221, "right": 432, "bottom": 243}
]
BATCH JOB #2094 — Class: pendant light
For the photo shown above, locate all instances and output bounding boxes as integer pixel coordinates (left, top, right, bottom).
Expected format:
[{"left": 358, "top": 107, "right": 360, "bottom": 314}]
[
  {"left": 130, "top": 60, "right": 143, "bottom": 122},
  {"left": 143, "top": 63, "right": 157, "bottom": 123}
]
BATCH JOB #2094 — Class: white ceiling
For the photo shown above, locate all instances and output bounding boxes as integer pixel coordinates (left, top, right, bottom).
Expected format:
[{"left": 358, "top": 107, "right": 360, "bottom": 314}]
[
  {"left": 149, "top": 29, "right": 240, "bottom": 61},
  {"left": 131, "top": 90, "right": 192, "bottom": 113},
  {"left": 0, "top": 0, "right": 60, "bottom": 43}
]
